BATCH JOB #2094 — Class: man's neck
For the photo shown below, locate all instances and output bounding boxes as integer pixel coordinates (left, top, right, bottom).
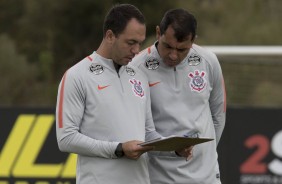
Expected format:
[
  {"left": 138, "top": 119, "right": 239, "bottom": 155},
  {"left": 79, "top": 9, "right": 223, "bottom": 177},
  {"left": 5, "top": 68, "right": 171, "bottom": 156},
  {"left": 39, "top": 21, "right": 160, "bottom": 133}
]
[
  {"left": 114, "top": 62, "right": 122, "bottom": 73},
  {"left": 155, "top": 41, "right": 160, "bottom": 53}
]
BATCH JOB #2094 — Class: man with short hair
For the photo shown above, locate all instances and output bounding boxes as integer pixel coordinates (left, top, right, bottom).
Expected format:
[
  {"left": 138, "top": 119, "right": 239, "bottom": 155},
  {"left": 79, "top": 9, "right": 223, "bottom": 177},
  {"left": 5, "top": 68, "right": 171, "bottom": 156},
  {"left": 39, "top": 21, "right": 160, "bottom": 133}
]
[
  {"left": 56, "top": 4, "right": 160, "bottom": 184},
  {"left": 131, "top": 8, "right": 226, "bottom": 184}
]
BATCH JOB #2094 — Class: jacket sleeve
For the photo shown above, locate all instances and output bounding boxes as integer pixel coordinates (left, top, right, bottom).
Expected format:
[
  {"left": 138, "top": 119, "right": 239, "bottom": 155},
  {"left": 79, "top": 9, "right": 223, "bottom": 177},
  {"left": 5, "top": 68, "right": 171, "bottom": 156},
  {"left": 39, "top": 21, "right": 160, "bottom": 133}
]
[
  {"left": 209, "top": 53, "right": 226, "bottom": 146},
  {"left": 56, "top": 69, "right": 118, "bottom": 159}
]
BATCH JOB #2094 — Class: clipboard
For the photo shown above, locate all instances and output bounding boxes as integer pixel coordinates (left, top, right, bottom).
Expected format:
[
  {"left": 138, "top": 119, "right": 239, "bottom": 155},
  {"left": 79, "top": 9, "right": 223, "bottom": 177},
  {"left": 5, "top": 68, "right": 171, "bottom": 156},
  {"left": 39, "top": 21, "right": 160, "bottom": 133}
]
[{"left": 139, "top": 136, "right": 213, "bottom": 151}]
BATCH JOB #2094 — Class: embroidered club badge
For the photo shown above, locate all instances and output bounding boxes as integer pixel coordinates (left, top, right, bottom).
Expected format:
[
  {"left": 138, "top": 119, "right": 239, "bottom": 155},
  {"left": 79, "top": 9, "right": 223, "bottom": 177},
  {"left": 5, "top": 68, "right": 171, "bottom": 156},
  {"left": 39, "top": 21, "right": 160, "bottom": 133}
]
[
  {"left": 126, "top": 66, "right": 136, "bottom": 76},
  {"left": 129, "top": 78, "right": 144, "bottom": 98},
  {"left": 145, "top": 57, "right": 159, "bottom": 70},
  {"left": 188, "top": 70, "right": 207, "bottom": 92},
  {"left": 89, "top": 64, "right": 104, "bottom": 75},
  {"left": 188, "top": 54, "right": 201, "bottom": 66}
]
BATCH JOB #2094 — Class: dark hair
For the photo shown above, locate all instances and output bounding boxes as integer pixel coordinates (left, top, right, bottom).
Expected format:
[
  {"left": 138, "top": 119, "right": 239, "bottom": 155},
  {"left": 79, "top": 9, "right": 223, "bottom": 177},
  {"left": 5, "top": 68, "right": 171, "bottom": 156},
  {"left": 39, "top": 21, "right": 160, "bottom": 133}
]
[
  {"left": 159, "top": 8, "right": 197, "bottom": 42},
  {"left": 103, "top": 4, "right": 145, "bottom": 37}
]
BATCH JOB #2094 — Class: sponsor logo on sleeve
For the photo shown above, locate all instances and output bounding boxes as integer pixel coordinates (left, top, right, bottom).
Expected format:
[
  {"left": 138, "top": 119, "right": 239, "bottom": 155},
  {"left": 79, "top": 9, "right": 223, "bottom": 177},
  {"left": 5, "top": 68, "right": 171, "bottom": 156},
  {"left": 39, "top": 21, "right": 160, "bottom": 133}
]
[
  {"left": 145, "top": 57, "right": 159, "bottom": 70},
  {"left": 89, "top": 64, "right": 104, "bottom": 75},
  {"left": 188, "top": 54, "right": 201, "bottom": 66},
  {"left": 125, "top": 66, "right": 136, "bottom": 76}
]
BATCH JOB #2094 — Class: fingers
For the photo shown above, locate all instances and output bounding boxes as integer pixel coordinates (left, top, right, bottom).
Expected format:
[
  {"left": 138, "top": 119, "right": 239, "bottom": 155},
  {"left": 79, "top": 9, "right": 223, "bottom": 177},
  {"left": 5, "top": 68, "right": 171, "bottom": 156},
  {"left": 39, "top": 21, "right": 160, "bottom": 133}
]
[
  {"left": 131, "top": 145, "right": 154, "bottom": 159},
  {"left": 175, "top": 146, "right": 194, "bottom": 161},
  {"left": 122, "top": 140, "right": 154, "bottom": 160},
  {"left": 185, "top": 146, "right": 193, "bottom": 158},
  {"left": 186, "top": 148, "right": 193, "bottom": 161},
  {"left": 138, "top": 145, "right": 154, "bottom": 152}
]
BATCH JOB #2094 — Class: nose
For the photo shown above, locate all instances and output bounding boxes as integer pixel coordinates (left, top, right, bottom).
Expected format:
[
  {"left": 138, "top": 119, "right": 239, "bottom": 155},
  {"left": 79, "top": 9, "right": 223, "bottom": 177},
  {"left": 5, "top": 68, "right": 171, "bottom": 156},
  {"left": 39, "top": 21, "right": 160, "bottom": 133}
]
[
  {"left": 169, "top": 49, "right": 178, "bottom": 61},
  {"left": 131, "top": 44, "right": 140, "bottom": 55}
]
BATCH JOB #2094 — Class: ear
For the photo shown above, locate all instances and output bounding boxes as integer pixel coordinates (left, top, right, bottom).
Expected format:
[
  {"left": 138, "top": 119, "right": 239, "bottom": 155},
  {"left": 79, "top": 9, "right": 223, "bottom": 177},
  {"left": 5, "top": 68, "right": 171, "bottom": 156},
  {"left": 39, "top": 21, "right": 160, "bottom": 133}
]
[
  {"left": 191, "top": 35, "right": 196, "bottom": 43},
  {"left": 105, "top": 30, "right": 115, "bottom": 43},
  {"left": 156, "top": 26, "right": 161, "bottom": 40},
  {"left": 189, "top": 34, "right": 196, "bottom": 48}
]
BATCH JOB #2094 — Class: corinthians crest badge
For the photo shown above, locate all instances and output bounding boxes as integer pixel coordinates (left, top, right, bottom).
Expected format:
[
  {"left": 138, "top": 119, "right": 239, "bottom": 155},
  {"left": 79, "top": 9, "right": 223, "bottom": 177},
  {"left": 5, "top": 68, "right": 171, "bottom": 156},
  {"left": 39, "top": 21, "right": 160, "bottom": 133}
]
[
  {"left": 188, "top": 70, "right": 207, "bottom": 92},
  {"left": 129, "top": 78, "right": 144, "bottom": 98}
]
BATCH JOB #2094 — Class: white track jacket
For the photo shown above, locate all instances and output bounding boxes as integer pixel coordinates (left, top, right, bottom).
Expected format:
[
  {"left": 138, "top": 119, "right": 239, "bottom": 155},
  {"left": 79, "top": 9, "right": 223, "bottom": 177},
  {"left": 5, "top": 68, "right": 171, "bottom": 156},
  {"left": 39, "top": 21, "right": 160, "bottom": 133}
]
[
  {"left": 56, "top": 52, "right": 160, "bottom": 184},
  {"left": 130, "top": 43, "right": 226, "bottom": 184}
]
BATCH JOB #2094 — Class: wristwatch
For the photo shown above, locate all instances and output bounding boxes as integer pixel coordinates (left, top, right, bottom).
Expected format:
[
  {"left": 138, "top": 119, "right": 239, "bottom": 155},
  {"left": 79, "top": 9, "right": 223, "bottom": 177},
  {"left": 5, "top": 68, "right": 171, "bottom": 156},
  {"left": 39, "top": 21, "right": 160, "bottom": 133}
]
[{"left": 114, "top": 143, "right": 124, "bottom": 158}]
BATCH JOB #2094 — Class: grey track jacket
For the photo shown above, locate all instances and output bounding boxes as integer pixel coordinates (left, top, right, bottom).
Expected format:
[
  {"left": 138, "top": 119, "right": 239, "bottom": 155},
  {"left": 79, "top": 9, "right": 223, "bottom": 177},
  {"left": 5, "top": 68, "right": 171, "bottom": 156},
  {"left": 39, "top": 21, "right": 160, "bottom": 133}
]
[
  {"left": 56, "top": 52, "right": 161, "bottom": 184},
  {"left": 130, "top": 43, "right": 226, "bottom": 184}
]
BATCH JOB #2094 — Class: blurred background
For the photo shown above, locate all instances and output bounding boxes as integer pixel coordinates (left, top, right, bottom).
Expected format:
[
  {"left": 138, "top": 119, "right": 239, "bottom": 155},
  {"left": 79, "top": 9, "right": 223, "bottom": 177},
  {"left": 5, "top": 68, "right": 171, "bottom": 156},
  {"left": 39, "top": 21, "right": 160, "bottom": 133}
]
[
  {"left": 1, "top": 1, "right": 282, "bottom": 184},
  {"left": 1, "top": 0, "right": 282, "bottom": 107}
]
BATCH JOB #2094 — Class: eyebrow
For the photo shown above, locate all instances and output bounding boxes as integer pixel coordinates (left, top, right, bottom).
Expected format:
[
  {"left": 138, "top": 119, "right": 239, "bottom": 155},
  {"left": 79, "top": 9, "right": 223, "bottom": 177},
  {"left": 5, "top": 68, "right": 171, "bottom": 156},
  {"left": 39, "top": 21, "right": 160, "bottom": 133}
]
[
  {"left": 162, "top": 40, "right": 189, "bottom": 50},
  {"left": 127, "top": 39, "right": 143, "bottom": 45}
]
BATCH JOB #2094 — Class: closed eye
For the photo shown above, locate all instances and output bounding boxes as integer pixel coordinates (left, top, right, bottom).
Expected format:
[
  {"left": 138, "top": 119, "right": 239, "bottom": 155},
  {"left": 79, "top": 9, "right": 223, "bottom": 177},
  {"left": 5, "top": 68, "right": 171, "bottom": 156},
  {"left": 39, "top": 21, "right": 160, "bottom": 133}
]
[{"left": 127, "top": 40, "right": 143, "bottom": 47}]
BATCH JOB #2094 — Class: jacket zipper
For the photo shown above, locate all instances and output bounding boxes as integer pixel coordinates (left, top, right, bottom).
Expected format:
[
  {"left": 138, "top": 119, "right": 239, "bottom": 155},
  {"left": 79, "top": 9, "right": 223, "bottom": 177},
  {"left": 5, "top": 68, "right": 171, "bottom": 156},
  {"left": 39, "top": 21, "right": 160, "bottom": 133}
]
[
  {"left": 174, "top": 67, "right": 178, "bottom": 88},
  {"left": 117, "top": 71, "right": 124, "bottom": 93}
]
